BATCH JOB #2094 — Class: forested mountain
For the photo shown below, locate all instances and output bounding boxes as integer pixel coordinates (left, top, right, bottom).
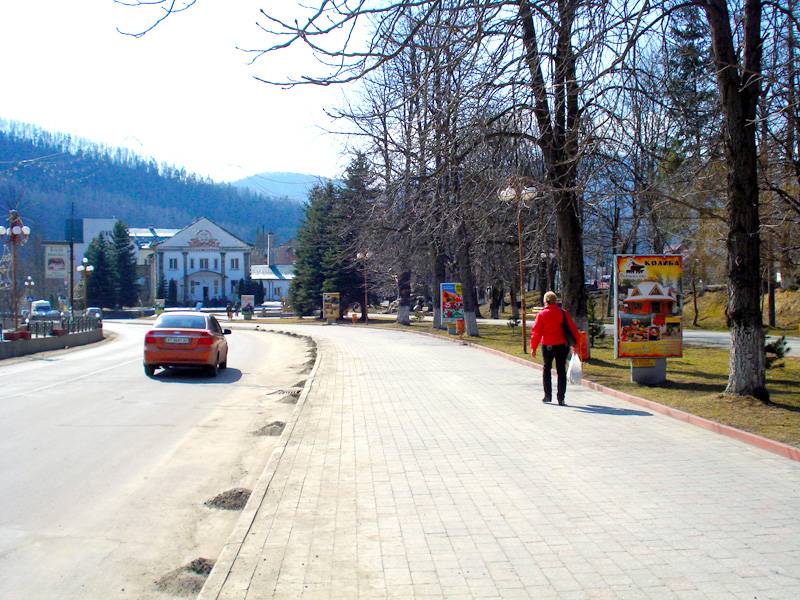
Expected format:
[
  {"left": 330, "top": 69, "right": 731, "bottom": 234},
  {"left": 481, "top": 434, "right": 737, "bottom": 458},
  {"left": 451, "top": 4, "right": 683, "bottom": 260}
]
[
  {"left": 0, "top": 120, "right": 303, "bottom": 243},
  {"left": 231, "top": 171, "right": 331, "bottom": 203}
]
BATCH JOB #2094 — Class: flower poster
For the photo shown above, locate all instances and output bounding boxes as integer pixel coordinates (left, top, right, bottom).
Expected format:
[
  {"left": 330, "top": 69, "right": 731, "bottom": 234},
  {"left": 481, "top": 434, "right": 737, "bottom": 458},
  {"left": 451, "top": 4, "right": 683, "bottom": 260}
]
[
  {"left": 440, "top": 283, "right": 464, "bottom": 323},
  {"left": 614, "top": 255, "right": 683, "bottom": 358}
]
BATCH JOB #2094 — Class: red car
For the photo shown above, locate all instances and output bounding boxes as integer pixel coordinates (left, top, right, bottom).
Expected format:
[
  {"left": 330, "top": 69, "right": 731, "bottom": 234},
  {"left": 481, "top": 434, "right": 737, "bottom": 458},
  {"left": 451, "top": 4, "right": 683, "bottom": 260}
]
[{"left": 143, "top": 311, "right": 230, "bottom": 377}]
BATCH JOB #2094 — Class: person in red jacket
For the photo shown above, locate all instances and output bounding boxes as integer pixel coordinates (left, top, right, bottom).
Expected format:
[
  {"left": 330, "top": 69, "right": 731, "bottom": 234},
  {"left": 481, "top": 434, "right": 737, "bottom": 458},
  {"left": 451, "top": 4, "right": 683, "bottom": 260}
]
[{"left": 530, "top": 291, "right": 580, "bottom": 405}]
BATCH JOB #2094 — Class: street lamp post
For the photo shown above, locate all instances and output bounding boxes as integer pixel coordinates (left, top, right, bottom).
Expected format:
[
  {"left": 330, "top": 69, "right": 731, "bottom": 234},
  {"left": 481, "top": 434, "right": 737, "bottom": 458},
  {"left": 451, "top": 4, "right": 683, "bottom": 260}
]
[
  {"left": 24, "top": 276, "right": 34, "bottom": 317},
  {"left": 0, "top": 210, "right": 32, "bottom": 331},
  {"left": 499, "top": 180, "right": 537, "bottom": 354},
  {"left": 76, "top": 258, "right": 94, "bottom": 311},
  {"left": 356, "top": 251, "right": 371, "bottom": 322}
]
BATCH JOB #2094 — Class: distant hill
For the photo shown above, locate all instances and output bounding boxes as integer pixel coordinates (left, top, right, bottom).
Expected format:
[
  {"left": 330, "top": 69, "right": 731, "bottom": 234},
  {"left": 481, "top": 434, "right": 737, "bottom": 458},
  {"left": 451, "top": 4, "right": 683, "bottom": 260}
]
[
  {"left": 231, "top": 172, "right": 332, "bottom": 203},
  {"left": 0, "top": 120, "right": 303, "bottom": 244}
]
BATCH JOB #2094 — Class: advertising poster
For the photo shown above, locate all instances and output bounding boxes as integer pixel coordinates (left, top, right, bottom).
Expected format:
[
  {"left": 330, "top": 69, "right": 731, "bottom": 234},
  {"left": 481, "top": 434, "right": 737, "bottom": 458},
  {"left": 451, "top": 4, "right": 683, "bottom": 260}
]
[
  {"left": 240, "top": 294, "right": 255, "bottom": 313},
  {"left": 614, "top": 255, "right": 683, "bottom": 358},
  {"left": 440, "top": 283, "right": 464, "bottom": 323},
  {"left": 322, "top": 292, "right": 340, "bottom": 321},
  {"left": 154, "top": 299, "right": 165, "bottom": 315},
  {"left": 44, "top": 244, "right": 69, "bottom": 279}
]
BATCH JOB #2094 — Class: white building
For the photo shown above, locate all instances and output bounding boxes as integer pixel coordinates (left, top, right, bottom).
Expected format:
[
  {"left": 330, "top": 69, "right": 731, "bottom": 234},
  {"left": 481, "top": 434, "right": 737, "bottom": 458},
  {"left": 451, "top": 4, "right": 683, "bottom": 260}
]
[
  {"left": 250, "top": 264, "right": 294, "bottom": 302},
  {"left": 153, "top": 217, "right": 252, "bottom": 304}
]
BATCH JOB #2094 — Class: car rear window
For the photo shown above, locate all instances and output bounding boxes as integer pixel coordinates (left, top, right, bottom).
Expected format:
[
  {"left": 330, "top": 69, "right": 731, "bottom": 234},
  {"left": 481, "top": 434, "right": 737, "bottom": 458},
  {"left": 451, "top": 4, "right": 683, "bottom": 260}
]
[{"left": 155, "top": 315, "right": 207, "bottom": 329}]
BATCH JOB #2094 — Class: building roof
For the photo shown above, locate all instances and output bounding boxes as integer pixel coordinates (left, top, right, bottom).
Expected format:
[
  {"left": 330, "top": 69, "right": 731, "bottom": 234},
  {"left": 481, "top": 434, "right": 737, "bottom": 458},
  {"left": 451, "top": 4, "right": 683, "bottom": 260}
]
[
  {"left": 623, "top": 281, "right": 677, "bottom": 302},
  {"left": 251, "top": 264, "right": 295, "bottom": 281}
]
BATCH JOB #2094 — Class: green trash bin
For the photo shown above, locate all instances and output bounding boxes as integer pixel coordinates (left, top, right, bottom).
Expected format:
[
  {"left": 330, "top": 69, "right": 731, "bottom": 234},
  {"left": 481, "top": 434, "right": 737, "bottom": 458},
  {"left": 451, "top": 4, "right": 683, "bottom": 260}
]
[{"left": 243, "top": 311, "right": 253, "bottom": 321}]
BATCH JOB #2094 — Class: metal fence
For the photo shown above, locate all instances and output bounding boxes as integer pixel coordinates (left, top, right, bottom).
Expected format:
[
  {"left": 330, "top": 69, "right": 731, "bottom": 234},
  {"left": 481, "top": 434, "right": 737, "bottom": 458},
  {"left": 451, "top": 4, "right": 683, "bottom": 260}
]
[{"left": 4, "top": 316, "right": 101, "bottom": 339}]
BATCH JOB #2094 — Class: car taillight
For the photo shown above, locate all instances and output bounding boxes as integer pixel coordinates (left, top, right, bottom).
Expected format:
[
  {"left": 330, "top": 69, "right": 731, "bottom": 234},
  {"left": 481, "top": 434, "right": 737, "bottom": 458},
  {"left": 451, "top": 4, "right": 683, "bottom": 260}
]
[
  {"left": 145, "top": 331, "right": 157, "bottom": 344},
  {"left": 196, "top": 332, "right": 213, "bottom": 346}
]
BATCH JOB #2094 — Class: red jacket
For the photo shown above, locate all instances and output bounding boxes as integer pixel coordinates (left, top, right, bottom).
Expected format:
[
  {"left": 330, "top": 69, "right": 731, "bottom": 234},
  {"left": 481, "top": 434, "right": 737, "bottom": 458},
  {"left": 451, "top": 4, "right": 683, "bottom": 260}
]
[{"left": 530, "top": 303, "right": 580, "bottom": 354}]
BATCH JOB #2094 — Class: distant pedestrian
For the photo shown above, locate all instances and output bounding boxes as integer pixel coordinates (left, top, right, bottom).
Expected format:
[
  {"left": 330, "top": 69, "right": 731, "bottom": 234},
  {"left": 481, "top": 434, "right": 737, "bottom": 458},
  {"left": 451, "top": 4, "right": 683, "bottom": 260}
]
[
  {"left": 234, "top": 302, "right": 240, "bottom": 318},
  {"left": 530, "top": 291, "right": 579, "bottom": 406},
  {"left": 226, "top": 303, "right": 233, "bottom": 320}
]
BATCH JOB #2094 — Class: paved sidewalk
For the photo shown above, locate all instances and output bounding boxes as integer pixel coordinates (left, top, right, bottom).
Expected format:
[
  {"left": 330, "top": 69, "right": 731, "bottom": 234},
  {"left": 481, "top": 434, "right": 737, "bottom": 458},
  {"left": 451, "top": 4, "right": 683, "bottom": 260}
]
[{"left": 205, "top": 326, "right": 800, "bottom": 599}]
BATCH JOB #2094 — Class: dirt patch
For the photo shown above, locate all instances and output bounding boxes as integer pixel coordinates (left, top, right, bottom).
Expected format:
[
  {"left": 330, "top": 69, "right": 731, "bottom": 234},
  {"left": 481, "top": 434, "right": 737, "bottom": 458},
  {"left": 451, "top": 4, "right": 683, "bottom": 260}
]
[
  {"left": 292, "top": 380, "right": 307, "bottom": 388},
  {"left": 154, "top": 557, "right": 215, "bottom": 596},
  {"left": 204, "top": 488, "right": 251, "bottom": 511},
  {"left": 254, "top": 421, "right": 286, "bottom": 436}
]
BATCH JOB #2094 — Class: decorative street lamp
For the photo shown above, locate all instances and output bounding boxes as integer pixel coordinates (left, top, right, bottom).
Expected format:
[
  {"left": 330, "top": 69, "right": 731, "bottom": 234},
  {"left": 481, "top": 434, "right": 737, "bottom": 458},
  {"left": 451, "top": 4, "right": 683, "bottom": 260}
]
[
  {"left": 356, "top": 251, "right": 372, "bottom": 322},
  {"left": 499, "top": 180, "right": 537, "bottom": 354},
  {"left": 0, "top": 210, "right": 32, "bottom": 331},
  {"left": 76, "top": 257, "right": 95, "bottom": 310}
]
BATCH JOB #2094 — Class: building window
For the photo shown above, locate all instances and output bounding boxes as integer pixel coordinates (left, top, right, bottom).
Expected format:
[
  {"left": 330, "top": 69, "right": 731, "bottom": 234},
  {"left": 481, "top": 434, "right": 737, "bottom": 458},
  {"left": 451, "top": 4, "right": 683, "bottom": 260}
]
[
  {"left": 213, "top": 258, "right": 219, "bottom": 270},
  {"left": 275, "top": 287, "right": 281, "bottom": 296},
  {"left": 231, "top": 281, "right": 236, "bottom": 293},
  {"left": 168, "top": 258, "right": 178, "bottom": 270},
  {"left": 213, "top": 280, "right": 219, "bottom": 295},
  {"left": 190, "top": 258, "right": 195, "bottom": 269},
  {"left": 200, "top": 258, "right": 209, "bottom": 270},
  {"left": 230, "top": 257, "right": 240, "bottom": 270}
]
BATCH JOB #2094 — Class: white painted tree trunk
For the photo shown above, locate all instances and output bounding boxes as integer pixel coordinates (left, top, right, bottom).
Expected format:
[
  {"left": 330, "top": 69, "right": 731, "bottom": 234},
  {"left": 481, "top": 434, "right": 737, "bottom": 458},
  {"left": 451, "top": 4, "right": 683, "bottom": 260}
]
[
  {"left": 433, "top": 307, "right": 443, "bottom": 329},
  {"left": 463, "top": 310, "right": 479, "bottom": 336},
  {"left": 726, "top": 322, "right": 767, "bottom": 399},
  {"left": 397, "top": 305, "right": 410, "bottom": 325}
]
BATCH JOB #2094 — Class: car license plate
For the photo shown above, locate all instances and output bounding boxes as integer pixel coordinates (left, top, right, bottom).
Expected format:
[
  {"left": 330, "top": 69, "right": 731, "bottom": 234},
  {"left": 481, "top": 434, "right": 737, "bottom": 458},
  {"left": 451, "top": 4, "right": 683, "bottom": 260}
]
[{"left": 165, "top": 336, "right": 190, "bottom": 344}]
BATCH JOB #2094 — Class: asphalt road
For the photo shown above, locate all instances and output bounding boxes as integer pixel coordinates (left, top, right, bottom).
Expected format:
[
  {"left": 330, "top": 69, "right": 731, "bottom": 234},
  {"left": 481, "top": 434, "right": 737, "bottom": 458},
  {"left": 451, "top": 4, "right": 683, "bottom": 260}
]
[{"left": 0, "top": 321, "right": 310, "bottom": 599}]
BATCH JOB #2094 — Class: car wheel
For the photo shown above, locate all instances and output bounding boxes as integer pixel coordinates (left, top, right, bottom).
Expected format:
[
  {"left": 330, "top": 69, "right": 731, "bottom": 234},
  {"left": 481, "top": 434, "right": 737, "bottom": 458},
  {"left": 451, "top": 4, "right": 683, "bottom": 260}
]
[
  {"left": 219, "top": 353, "right": 227, "bottom": 370},
  {"left": 144, "top": 364, "right": 156, "bottom": 377},
  {"left": 207, "top": 358, "right": 219, "bottom": 377}
]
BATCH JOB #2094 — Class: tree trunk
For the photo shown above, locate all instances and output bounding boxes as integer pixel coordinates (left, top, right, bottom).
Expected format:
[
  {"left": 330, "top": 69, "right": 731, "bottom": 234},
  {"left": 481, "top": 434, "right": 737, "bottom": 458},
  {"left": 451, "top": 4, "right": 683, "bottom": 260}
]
[
  {"left": 509, "top": 285, "right": 519, "bottom": 321},
  {"left": 431, "top": 244, "right": 446, "bottom": 330},
  {"left": 704, "top": 0, "right": 767, "bottom": 400},
  {"left": 397, "top": 270, "right": 411, "bottom": 325},
  {"left": 456, "top": 223, "right": 479, "bottom": 336},
  {"left": 490, "top": 285, "right": 502, "bottom": 319},
  {"left": 691, "top": 268, "right": 699, "bottom": 327}
]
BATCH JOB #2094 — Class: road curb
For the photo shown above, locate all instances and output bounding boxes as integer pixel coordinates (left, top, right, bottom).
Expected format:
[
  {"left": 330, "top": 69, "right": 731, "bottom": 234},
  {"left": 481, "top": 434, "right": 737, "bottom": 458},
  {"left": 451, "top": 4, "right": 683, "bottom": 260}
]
[
  {"left": 410, "top": 329, "right": 800, "bottom": 463},
  {"left": 198, "top": 329, "right": 322, "bottom": 600}
]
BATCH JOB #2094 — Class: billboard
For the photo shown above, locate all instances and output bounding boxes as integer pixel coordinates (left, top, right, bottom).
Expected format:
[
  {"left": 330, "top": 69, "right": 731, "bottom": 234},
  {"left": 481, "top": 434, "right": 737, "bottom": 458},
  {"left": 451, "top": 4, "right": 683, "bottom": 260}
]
[
  {"left": 440, "top": 282, "right": 464, "bottom": 323},
  {"left": 614, "top": 255, "right": 683, "bottom": 358},
  {"left": 322, "top": 292, "right": 340, "bottom": 321},
  {"left": 44, "top": 244, "right": 70, "bottom": 280}
]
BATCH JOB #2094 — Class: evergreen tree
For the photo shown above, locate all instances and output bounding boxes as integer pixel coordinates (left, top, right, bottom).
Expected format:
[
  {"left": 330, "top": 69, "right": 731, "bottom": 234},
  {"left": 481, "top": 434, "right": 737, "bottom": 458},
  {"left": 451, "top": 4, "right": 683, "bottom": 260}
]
[
  {"left": 167, "top": 279, "right": 178, "bottom": 306},
  {"left": 289, "top": 157, "right": 378, "bottom": 317},
  {"left": 290, "top": 183, "right": 337, "bottom": 316},
  {"left": 111, "top": 220, "right": 139, "bottom": 307},
  {"left": 84, "top": 234, "right": 116, "bottom": 308},
  {"left": 156, "top": 273, "right": 167, "bottom": 300}
]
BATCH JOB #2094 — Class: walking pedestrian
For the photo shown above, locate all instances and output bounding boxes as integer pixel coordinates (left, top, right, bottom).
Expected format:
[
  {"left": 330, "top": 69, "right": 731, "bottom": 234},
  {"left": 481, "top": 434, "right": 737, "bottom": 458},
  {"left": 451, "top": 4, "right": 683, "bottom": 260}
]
[
  {"left": 226, "top": 303, "right": 233, "bottom": 320},
  {"left": 530, "top": 291, "right": 580, "bottom": 406}
]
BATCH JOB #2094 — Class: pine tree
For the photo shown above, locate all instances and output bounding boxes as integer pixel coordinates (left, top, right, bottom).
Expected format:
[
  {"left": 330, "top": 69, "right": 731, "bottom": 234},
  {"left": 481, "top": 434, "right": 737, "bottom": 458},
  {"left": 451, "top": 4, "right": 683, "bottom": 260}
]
[
  {"left": 290, "top": 182, "right": 337, "bottom": 316},
  {"left": 84, "top": 233, "right": 116, "bottom": 309},
  {"left": 111, "top": 220, "right": 139, "bottom": 307},
  {"left": 156, "top": 273, "right": 167, "bottom": 300},
  {"left": 167, "top": 279, "right": 178, "bottom": 306}
]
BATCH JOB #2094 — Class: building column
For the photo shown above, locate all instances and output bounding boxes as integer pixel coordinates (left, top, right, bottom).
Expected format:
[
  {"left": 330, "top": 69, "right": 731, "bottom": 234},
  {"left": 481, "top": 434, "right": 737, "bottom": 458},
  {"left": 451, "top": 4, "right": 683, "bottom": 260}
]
[
  {"left": 182, "top": 251, "right": 189, "bottom": 304},
  {"left": 220, "top": 251, "right": 227, "bottom": 300}
]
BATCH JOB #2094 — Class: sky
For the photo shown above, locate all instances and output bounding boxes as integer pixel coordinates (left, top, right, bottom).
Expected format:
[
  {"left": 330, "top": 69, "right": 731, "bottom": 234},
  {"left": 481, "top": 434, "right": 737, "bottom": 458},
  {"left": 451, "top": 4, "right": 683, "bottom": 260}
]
[{"left": 0, "top": 1, "right": 353, "bottom": 182}]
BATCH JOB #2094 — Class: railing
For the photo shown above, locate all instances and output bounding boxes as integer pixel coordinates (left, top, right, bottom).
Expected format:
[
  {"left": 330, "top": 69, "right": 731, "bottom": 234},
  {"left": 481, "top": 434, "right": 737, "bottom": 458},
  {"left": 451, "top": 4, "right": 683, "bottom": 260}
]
[{"left": 3, "top": 316, "right": 101, "bottom": 339}]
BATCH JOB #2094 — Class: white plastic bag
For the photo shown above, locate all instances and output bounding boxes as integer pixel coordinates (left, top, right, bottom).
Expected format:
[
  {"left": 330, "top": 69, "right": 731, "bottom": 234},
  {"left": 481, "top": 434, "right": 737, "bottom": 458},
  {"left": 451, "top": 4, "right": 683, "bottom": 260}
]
[{"left": 567, "top": 352, "right": 582, "bottom": 385}]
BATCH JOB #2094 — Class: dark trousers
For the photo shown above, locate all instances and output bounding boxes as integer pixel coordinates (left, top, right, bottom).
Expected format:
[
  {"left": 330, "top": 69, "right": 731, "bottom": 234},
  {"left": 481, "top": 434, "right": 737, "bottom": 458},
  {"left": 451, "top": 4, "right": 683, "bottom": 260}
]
[{"left": 542, "top": 344, "right": 569, "bottom": 401}]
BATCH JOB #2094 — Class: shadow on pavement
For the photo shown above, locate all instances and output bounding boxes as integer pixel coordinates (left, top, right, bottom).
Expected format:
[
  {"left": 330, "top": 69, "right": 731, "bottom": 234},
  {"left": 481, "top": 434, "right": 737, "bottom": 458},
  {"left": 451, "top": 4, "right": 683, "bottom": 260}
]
[
  {"left": 151, "top": 367, "right": 243, "bottom": 384},
  {"left": 572, "top": 404, "right": 652, "bottom": 416}
]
